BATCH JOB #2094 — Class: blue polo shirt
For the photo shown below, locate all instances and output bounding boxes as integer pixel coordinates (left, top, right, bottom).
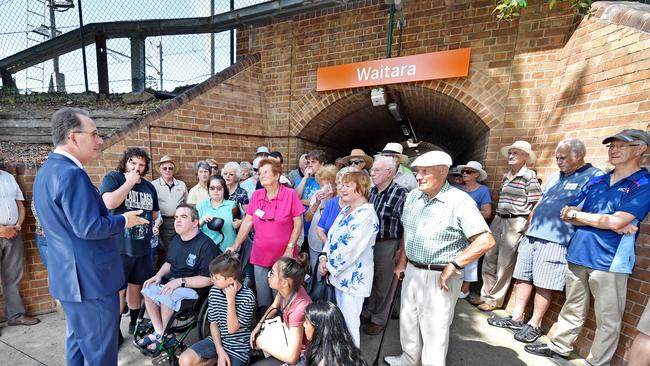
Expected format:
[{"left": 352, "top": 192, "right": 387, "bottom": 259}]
[
  {"left": 526, "top": 164, "right": 603, "bottom": 245},
  {"left": 566, "top": 168, "right": 650, "bottom": 274}
]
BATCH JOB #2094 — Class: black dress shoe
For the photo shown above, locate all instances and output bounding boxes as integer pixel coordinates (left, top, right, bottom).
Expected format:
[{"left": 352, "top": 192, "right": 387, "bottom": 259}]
[{"left": 524, "top": 344, "right": 563, "bottom": 358}]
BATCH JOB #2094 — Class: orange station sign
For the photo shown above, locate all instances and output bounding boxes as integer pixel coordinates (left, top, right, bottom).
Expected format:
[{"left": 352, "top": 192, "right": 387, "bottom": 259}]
[{"left": 316, "top": 48, "right": 471, "bottom": 91}]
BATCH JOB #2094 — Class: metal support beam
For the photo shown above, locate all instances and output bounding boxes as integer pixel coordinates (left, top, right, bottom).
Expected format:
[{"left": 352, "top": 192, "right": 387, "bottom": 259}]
[
  {"left": 130, "top": 35, "right": 146, "bottom": 92},
  {"left": 95, "top": 33, "right": 109, "bottom": 95},
  {"left": 1, "top": 69, "right": 16, "bottom": 89}
]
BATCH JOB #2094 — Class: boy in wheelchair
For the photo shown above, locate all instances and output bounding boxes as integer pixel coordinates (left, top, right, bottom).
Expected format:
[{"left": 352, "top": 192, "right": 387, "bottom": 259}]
[
  {"left": 137, "top": 203, "right": 220, "bottom": 354},
  {"left": 179, "top": 251, "right": 256, "bottom": 366}
]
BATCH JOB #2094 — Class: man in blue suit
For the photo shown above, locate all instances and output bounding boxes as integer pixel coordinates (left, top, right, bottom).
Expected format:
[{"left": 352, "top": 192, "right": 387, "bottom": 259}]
[{"left": 33, "top": 107, "right": 149, "bottom": 366}]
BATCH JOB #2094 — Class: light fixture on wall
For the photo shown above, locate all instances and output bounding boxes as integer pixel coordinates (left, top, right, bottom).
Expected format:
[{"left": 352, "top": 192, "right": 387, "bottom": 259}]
[
  {"left": 388, "top": 102, "right": 402, "bottom": 121},
  {"left": 371, "top": 88, "right": 386, "bottom": 106}
]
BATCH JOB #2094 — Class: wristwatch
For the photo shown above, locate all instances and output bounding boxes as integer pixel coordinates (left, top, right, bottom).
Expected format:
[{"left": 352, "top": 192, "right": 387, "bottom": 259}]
[
  {"left": 450, "top": 260, "right": 464, "bottom": 270},
  {"left": 570, "top": 211, "right": 578, "bottom": 220},
  {"left": 180, "top": 278, "right": 187, "bottom": 287}
]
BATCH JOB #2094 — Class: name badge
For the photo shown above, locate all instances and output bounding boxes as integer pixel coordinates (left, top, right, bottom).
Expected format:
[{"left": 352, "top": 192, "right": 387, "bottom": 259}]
[
  {"left": 254, "top": 209, "right": 266, "bottom": 218},
  {"left": 564, "top": 183, "right": 579, "bottom": 190}
]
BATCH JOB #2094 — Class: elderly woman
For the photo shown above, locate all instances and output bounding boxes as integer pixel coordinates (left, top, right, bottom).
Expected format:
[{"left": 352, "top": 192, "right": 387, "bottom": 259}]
[
  {"left": 187, "top": 160, "right": 211, "bottom": 205},
  {"left": 222, "top": 161, "right": 249, "bottom": 210},
  {"left": 229, "top": 158, "right": 305, "bottom": 308},
  {"left": 318, "top": 170, "right": 379, "bottom": 347},
  {"left": 457, "top": 161, "right": 492, "bottom": 298},
  {"left": 196, "top": 175, "right": 241, "bottom": 252},
  {"left": 240, "top": 157, "right": 262, "bottom": 200},
  {"left": 315, "top": 167, "right": 350, "bottom": 244},
  {"left": 240, "top": 161, "right": 253, "bottom": 181},
  {"left": 305, "top": 164, "right": 337, "bottom": 271}
]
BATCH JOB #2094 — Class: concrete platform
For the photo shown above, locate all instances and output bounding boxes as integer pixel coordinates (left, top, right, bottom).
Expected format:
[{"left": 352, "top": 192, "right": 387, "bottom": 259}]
[{"left": 0, "top": 299, "right": 585, "bottom": 365}]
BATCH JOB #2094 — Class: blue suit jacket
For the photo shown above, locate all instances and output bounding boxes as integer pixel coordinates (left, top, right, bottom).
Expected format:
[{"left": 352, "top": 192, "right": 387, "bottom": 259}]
[{"left": 33, "top": 153, "right": 126, "bottom": 302}]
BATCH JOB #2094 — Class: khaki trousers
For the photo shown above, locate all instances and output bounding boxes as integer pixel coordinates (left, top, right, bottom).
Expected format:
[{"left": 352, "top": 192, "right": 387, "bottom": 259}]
[
  {"left": 399, "top": 263, "right": 462, "bottom": 366},
  {"left": 480, "top": 215, "right": 527, "bottom": 307},
  {"left": 0, "top": 234, "right": 26, "bottom": 320},
  {"left": 549, "top": 263, "right": 628, "bottom": 366}
]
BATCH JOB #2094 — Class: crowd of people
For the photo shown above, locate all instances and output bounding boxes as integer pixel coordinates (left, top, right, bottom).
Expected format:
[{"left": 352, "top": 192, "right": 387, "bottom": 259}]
[{"left": 0, "top": 106, "right": 646, "bottom": 366}]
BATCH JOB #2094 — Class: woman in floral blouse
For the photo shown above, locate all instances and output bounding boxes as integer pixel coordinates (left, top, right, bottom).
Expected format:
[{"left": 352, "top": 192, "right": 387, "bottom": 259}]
[{"left": 318, "top": 170, "right": 379, "bottom": 347}]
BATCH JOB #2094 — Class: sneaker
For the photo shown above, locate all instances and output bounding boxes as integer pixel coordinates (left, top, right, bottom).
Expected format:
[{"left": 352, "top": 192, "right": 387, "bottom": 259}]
[
  {"left": 384, "top": 355, "right": 401, "bottom": 366},
  {"left": 487, "top": 316, "right": 525, "bottom": 330},
  {"left": 514, "top": 324, "right": 542, "bottom": 343},
  {"left": 524, "top": 343, "right": 565, "bottom": 359}
]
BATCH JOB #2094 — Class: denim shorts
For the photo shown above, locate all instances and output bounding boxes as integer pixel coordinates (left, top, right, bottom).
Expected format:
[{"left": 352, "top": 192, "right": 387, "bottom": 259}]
[{"left": 189, "top": 338, "right": 247, "bottom": 366}]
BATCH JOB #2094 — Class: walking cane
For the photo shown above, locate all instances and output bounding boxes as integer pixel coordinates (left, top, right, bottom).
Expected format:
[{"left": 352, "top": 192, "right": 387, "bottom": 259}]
[{"left": 372, "top": 272, "right": 405, "bottom": 366}]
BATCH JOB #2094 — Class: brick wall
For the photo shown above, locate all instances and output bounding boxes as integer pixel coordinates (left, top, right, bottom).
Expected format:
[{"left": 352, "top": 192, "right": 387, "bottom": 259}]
[{"left": 2, "top": 0, "right": 649, "bottom": 364}]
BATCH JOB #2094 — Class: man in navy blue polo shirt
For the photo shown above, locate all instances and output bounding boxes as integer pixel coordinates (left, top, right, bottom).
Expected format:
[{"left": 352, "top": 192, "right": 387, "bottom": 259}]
[
  {"left": 526, "top": 129, "right": 650, "bottom": 366},
  {"left": 487, "top": 138, "right": 602, "bottom": 343}
]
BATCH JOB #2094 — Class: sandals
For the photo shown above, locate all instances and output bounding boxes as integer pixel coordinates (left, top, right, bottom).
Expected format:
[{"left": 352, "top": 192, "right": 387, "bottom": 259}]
[
  {"left": 486, "top": 316, "right": 525, "bottom": 330},
  {"left": 137, "top": 334, "right": 160, "bottom": 350}
]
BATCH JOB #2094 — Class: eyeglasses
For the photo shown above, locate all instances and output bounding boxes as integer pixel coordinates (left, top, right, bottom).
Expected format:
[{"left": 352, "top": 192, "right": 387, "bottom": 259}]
[
  {"left": 461, "top": 170, "right": 476, "bottom": 175},
  {"left": 161, "top": 166, "right": 174, "bottom": 171},
  {"left": 72, "top": 130, "right": 100, "bottom": 138},
  {"left": 209, "top": 185, "right": 224, "bottom": 191},
  {"left": 209, "top": 166, "right": 218, "bottom": 170},
  {"left": 349, "top": 160, "right": 364, "bottom": 166},
  {"left": 606, "top": 144, "right": 642, "bottom": 150},
  {"left": 253, "top": 168, "right": 259, "bottom": 172}
]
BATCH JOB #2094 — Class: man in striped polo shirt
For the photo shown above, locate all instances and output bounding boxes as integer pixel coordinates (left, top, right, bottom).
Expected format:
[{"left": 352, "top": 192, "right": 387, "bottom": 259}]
[
  {"left": 384, "top": 151, "right": 495, "bottom": 366},
  {"left": 472, "top": 140, "right": 542, "bottom": 312},
  {"left": 486, "top": 138, "right": 603, "bottom": 343}
]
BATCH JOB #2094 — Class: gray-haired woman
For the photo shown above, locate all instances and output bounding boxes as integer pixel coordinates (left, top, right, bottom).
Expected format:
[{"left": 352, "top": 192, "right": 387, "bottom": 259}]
[
  {"left": 187, "top": 160, "right": 211, "bottom": 205},
  {"left": 222, "top": 161, "right": 249, "bottom": 210}
]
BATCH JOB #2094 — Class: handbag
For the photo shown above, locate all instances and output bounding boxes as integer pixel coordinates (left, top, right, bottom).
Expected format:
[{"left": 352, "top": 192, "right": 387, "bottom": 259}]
[
  {"left": 307, "top": 264, "right": 337, "bottom": 304},
  {"left": 256, "top": 308, "right": 290, "bottom": 357}
]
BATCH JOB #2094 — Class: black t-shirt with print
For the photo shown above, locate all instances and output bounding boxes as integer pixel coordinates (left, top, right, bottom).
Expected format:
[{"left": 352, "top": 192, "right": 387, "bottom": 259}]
[
  {"left": 165, "top": 230, "right": 220, "bottom": 279},
  {"left": 99, "top": 171, "right": 159, "bottom": 257}
]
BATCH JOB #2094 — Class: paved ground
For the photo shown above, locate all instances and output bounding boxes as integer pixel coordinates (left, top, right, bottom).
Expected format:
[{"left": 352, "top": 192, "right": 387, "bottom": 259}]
[{"left": 0, "top": 299, "right": 585, "bottom": 365}]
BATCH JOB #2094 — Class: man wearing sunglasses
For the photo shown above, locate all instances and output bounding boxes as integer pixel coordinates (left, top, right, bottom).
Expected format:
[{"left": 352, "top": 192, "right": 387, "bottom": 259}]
[
  {"left": 154, "top": 156, "right": 188, "bottom": 254},
  {"left": 526, "top": 129, "right": 650, "bottom": 366}
]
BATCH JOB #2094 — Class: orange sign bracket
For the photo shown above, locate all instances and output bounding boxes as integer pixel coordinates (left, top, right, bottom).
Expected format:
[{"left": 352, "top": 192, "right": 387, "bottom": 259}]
[{"left": 316, "top": 48, "right": 471, "bottom": 92}]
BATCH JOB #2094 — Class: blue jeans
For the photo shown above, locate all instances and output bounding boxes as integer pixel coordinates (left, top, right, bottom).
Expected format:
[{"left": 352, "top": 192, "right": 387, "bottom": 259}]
[{"left": 35, "top": 234, "right": 48, "bottom": 268}]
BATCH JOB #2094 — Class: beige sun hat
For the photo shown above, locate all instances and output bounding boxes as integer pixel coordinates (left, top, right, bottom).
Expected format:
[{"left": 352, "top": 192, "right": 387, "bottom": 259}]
[
  {"left": 159, "top": 155, "right": 175, "bottom": 166},
  {"left": 457, "top": 161, "right": 488, "bottom": 182},
  {"left": 380, "top": 142, "right": 408, "bottom": 165},
  {"left": 341, "top": 148, "right": 373, "bottom": 167},
  {"left": 500, "top": 140, "right": 537, "bottom": 164}
]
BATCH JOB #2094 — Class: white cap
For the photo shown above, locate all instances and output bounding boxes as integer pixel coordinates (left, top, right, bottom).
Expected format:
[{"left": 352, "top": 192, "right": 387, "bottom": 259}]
[
  {"left": 410, "top": 151, "right": 452, "bottom": 168},
  {"left": 252, "top": 156, "right": 263, "bottom": 169},
  {"left": 256, "top": 146, "right": 270, "bottom": 156}
]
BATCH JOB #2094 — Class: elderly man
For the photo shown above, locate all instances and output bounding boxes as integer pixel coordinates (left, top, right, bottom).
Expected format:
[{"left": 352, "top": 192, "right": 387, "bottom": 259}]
[
  {"left": 0, "top": 147, "right": 39, "bottom": 331},
  {"left": 487, "top": 138, "right": 602, "bottom": 343},
  {"left": 362, "top": 155, "right": 408, "bottom": 335},
  {"left": 139, "top": 203, "right": 218, "bottom": 353},
  {"left": 384, "top": 151, "right": 495, "bottom": 366},
  {"left": 153, "top": 156, "right": 188, "bottom": 253},
  {"left": 380, "top": 142, "right": 418, "bottom": 191},
  {"left": 472, "top": 140, "right": 542, "bottom": 311},
  {"left": 526, "top": 129, "right": 650, "bottom": 366},
  {"left": 288, "top": 153, "right": 307, "bottom": 187},
  {"left": 33, "top": 107, "right": 148, "bottom": 366}
]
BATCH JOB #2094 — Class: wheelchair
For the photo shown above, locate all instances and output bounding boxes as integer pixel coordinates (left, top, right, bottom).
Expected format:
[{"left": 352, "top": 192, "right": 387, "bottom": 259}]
[{"left": 132, "top": 284, "right": 211, "bottom": 365}]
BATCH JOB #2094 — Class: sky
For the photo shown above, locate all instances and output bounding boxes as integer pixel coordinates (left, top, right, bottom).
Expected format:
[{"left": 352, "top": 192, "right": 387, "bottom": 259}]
[{"left": 0, "top": 0, "right": 266, "bottom": 93}]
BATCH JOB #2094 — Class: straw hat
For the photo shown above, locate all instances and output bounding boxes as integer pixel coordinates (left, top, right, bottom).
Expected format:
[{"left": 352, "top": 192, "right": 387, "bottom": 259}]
[
  {"left": 159, "top": 155, "right": 175, "bottom": 166},
  {"left": 341, "top": 148, "right": 373, "bottom": 167},
  {"left": 380, "top": 142, "right": 408, "bottom": 165},
  {"left": 500, "top": 140, "right": 537, "bottom": 164},
  {"left": 456, "top": 161, "right": 488, "bottom": 182}
]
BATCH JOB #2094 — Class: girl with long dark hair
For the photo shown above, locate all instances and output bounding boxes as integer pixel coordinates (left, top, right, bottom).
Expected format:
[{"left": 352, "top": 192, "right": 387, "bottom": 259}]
[{"left": 303, "top": 302, "right": 368, "bottom": 366}]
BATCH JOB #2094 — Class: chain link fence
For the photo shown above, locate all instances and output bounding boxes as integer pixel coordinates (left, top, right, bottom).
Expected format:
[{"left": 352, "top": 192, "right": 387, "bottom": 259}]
[{"left": 0, "top": 0, "right": 266, "bottom": 94}]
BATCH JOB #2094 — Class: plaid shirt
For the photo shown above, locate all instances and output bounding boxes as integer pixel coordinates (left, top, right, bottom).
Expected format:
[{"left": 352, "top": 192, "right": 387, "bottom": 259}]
[
  {"left": 401, "top": 182, "right": 490, "bottom": 264},
  {"left": 369, "top": 181, "right": 407, "bottom": 240}
]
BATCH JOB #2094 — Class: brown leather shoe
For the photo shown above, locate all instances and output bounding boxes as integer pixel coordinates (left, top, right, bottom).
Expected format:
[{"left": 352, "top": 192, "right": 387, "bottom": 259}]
[
  {"left": 467, "top": 296, "right": 484, "bottom": 306},
  {"left": 477, "top": 303, "right": 498, "bottom": 312},
  {"left": 8, "top": 315, "right": 40, "bottom": 326},
  {"left": 363, "top": 321, "right": 384, "bottom": 336}
]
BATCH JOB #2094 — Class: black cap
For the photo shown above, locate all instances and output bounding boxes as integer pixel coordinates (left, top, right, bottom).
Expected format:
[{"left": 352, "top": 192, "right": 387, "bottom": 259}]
[{"left": 602, "top": 129, "right": 650, "bottom": 145}]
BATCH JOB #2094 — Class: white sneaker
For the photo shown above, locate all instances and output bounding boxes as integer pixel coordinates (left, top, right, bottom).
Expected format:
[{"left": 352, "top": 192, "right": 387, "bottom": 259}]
[
  {"left": 458, "top": 291, "right": 469, "bottom": 299},
  {"left": 384, "top": 355, "right": 401, "bottom": 366}
]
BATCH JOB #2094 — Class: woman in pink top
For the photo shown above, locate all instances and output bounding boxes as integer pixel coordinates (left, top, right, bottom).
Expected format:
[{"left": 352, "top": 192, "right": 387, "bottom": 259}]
[{"left": 230, "top": 159, "right": 305, "bottom": 307}]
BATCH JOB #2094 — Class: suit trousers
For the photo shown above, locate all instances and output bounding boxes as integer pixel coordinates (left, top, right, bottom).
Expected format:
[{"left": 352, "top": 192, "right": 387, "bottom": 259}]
[
  {"left": 61, "top": 292, "right": 120, "bottom": 366},
  {"left": 0, "top": 234, "right": 26, "bottom": 320},
  {"left": 548, "top": 263, "right": 627, "bottom": 366},
  {"left": 399, "top": 263, "right": 462, "bottom": 366},
  {"left": 480, "top": 215, "right": 527, "bottom": 307},
  {"left": 362, "top": 238, "right": 400, "bottom": 326}
]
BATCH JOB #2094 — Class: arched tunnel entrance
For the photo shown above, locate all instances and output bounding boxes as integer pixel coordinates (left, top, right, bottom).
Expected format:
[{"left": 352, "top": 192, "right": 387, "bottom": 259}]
[{"left": 298, "top": 85, "right": 490, "bottom": 166}]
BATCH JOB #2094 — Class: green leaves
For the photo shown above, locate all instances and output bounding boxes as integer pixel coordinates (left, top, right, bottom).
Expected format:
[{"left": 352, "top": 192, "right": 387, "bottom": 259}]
[{"left": 494, "top": 0, "right": 592, "bottom": 21}]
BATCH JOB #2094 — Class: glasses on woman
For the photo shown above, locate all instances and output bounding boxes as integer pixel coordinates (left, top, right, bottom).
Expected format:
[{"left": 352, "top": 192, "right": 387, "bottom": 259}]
[
  {"left": 461, "top": 170, "right": 476, "bottom": 175},
  {"left": 349, "top": 160, "right": 364, "bottom": 166},
  {"left": 209, "top": 185, "right": 224, "bottom": 191}
]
